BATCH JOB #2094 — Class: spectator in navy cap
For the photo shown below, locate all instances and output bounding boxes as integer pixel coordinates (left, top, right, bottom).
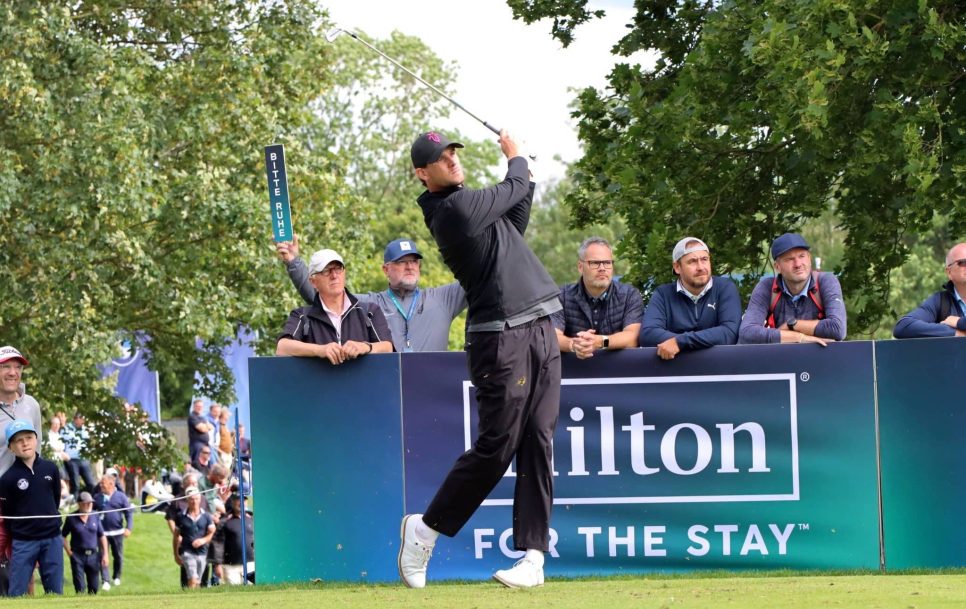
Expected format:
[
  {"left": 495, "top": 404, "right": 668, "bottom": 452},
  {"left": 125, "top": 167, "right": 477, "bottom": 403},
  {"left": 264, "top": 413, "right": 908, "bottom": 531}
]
[
  {"left": 738, "top": 232, "right": 847, "bottom": 345},
  {"left": 276, "top": 237, "right": 466, "bottom": 352}
]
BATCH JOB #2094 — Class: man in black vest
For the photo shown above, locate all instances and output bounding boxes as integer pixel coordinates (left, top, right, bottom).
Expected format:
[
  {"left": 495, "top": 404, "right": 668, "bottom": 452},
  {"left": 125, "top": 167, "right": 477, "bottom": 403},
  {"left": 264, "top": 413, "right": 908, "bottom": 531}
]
[{"left": 894, "top": 242, "right": 966, "bottom": 338}]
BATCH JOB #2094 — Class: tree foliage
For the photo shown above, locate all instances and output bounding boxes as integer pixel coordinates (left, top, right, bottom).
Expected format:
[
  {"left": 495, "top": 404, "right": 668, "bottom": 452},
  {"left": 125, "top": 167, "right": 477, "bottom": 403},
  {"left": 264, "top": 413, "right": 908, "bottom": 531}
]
[
  {"left": 0, "top": 1, "right": 364, "bottom": 467},
  {"left": 510, "top": 0, "right": 965, "bottom": 335},
  {"left": 295, "top": 29, "right": 501, "bottom": 348}
]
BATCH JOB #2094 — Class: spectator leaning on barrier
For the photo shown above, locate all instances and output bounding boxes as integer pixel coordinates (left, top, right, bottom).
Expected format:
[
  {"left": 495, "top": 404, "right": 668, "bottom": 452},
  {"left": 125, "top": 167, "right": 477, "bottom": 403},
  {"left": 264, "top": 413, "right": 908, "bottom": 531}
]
[
  {"left": 278, "top": 236, "right": 467, "bottom": 352},
  {"left": 640, "top": 237, "right": 742, "bottom": 359},
  {"left": 551, "top": 237, "right": 643, "bottom": 359},
  {"left": 276, "top": 248, "right": 394, "bottom": 364},
  {"left": 738, "top": 233, "right": 847, "bottom": 346},
  {"left": 893, "top": 242, "right": 966, "bottom": 339},
  {"left": 0, "top": 347, "right": 42, "bottom": 478},
  {"left": 0, "top": 419, "right": 63, "bottom": 596},
  {"left": 61, "top": 491, "right": 108, "bottom": 595}
]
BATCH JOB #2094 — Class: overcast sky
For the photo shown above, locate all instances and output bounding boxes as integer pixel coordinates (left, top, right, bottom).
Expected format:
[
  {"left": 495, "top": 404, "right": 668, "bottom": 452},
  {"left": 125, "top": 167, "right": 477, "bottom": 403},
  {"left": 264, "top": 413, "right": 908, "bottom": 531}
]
[{"left": 320, "top": 1, "right": 655, "bottom": 181}]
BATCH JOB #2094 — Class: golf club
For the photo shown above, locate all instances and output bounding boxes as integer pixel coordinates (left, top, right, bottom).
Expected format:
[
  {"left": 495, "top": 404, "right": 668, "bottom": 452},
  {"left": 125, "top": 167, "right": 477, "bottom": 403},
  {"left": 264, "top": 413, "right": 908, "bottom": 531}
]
[{"left": 325, "top": 26, "right": 502, "bottom": 136}]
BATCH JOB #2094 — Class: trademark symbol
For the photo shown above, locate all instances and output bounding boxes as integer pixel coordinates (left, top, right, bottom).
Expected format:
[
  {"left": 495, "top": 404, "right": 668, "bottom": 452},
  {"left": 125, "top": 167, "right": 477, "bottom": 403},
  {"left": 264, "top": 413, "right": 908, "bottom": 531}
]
[
  {"left": 800, "top": 372, "right": 810, "bottom": 382},
  {"left": 798, "top": 523, "right": 810, "bottom": 531}
]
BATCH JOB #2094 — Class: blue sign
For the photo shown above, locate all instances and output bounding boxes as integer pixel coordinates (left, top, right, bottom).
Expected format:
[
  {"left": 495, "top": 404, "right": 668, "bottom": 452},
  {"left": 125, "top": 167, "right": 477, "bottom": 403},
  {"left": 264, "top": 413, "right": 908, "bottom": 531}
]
[{"left": 264, "top": 144, "right": 293, "bottom": 242}]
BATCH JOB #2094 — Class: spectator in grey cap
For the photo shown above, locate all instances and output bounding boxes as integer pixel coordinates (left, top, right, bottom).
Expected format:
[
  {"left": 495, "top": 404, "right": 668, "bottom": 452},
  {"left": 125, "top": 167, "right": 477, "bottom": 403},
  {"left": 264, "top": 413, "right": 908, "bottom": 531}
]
[
  {"left": 276, "top": 248, "right": 394, "bottom": 364},
  {"left": 640, "top": 237, "right": 742, "bottom": 359},
  {"left": 738, "top": 232, "right": 847, "bottom": 345},
  {"left": 276, "top": 237, "right": 466, "bottom": 352}
]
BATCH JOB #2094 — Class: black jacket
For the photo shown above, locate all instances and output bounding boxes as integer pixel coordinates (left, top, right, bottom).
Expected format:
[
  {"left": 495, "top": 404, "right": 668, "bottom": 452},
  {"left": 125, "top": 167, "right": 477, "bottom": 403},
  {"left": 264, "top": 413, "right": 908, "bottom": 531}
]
[
  {"left": 278, "top": 291, "right": 393, "bottom": 347},
  {"left": 417, "top": 156, "right": 558, "bottom": 325},
  {"left": 0, "top": 456, "right": 62, "bottom": 540}
]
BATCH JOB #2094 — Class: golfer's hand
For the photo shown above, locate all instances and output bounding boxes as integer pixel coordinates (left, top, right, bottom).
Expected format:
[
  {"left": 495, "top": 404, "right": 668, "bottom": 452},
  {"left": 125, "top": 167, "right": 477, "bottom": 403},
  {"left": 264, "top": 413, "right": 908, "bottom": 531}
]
[
  {"left": 942, "top": 315, "right": 960, "bottom": 328},
  {"left": 102, "top": 556, "right": 109, "bottom": 567},
  {"left": 174, "top": 554, "right": 183, "bottom": 566},
  {"left": 191, "top": 538, "right": 205, "bottom": 549},
  {"left": 498, "top": 129, "right": 520, "bottom": 160}
]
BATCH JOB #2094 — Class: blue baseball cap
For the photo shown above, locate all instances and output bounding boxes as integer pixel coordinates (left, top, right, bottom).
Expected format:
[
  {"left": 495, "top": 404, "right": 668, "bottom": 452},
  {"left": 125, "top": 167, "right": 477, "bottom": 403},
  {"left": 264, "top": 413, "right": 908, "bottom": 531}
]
[
  {"left": 771, "top": 233, "right": 810, "bottom": 260},
  {"left": 384, "top": 239, "right": 423, "bottom": 263},
  {"left": 5, "top": 419, "right": 37, "bottom": 445}
]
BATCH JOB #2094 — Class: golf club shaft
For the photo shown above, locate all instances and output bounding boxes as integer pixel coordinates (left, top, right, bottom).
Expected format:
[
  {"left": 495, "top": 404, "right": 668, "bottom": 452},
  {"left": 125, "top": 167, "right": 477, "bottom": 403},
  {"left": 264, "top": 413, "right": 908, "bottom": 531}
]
[{"left": 336, "top": 29, "right": 501, "bottom": 135}]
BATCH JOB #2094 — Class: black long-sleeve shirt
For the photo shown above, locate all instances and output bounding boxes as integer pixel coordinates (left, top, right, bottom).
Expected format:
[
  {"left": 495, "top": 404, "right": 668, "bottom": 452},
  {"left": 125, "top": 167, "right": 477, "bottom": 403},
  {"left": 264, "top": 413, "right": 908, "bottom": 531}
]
[
  {"left": 0, "top": 456, "right": 62, "bottom": 540},
  {"left": 417, "top": 156, "right": 559, "bottom": 326}
]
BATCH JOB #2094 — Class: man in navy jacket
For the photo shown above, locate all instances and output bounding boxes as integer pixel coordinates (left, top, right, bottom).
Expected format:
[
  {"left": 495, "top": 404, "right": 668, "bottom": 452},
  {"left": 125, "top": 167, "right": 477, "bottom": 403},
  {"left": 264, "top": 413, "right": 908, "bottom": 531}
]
[
  {"left": 893, "top": 242, "right": 966, "bottom": 338},
  {"left": 640, "top": 237, "right": 741, "bottom": 359}
]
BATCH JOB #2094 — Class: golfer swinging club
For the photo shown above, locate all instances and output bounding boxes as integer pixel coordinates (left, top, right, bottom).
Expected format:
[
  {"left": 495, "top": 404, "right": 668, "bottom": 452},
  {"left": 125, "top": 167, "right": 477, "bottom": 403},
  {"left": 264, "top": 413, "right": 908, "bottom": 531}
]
[{"left": 398, "top": 129, "right": 561, "bottom": 589}]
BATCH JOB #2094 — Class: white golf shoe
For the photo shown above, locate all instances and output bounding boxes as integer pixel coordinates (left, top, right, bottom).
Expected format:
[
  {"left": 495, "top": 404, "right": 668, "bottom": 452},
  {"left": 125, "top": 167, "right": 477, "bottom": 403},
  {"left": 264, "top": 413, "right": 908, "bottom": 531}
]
[
  {"left": 397, "top": 514, "right": 434, "bottom": 588},
  {"left": 493, "top": 557, "right": 544, "bottom": 588}
]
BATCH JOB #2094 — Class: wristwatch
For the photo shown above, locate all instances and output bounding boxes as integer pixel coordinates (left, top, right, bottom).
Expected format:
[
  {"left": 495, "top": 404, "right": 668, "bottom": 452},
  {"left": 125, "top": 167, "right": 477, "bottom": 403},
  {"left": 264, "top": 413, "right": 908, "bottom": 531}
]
[
  {"left": 786, "top": 318, "right": 798, "bottom": 330},
  {"left": 602, "top": 335, "right": 610, "bottom": 350}
]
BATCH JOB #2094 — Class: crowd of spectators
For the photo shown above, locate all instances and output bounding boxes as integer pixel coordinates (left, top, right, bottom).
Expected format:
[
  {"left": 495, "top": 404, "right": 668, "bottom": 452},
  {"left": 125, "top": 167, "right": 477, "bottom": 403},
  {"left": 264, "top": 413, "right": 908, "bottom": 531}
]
[{"left": 275, "top": 233, "right": 964, "bottom": 364}]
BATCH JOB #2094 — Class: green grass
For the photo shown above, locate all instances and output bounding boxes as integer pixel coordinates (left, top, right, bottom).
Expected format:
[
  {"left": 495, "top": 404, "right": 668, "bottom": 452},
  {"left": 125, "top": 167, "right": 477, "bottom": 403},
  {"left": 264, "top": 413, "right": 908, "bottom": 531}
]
[{"left": 10, "top": 512, "right": 965, "bottom": 608}]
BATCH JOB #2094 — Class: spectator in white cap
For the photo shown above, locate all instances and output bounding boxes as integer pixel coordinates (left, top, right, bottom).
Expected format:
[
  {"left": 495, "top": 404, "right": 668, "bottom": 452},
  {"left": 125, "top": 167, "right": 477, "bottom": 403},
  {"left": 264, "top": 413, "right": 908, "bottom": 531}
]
[
  {"left": 738, "top": 232, "right": 847, "bottom": 345},
  {"left": 0, "top": 346, "right": 42, "bottom": 477},
  {"left": 276, "top": 237, "right": 466, "bottom": 352},
  {"left": 276, "top": 248, "right": 394, "bottom": 364},
  {"left": 640, "top": 237, "right": 742, "bottom": 359}
]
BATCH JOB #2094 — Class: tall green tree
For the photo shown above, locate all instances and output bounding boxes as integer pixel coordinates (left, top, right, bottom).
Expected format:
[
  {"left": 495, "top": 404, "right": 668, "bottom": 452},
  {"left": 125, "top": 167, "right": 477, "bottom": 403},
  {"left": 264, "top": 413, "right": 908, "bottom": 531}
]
[
  {"left": 0, "top": 1, "right": 362, "bottom": 468},
  {"left": 293, "top": 30, "right": 501, "bottom": 348},
  {"left": 509, "top": 0, "right": 965, "bottom": 335}
]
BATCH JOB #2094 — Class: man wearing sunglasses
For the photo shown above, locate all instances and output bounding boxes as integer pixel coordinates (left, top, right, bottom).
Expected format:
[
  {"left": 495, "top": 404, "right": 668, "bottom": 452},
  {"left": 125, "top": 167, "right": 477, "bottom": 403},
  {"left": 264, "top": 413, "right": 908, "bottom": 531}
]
[
  {"left": 552, "top": 237, "right": 643, "bottom": 359},
  {"left": 276, "top": 249, "right": 394, "bottom": 365},
  {"left": 894, "top": 243, "right": 966, "bottom": 338}
]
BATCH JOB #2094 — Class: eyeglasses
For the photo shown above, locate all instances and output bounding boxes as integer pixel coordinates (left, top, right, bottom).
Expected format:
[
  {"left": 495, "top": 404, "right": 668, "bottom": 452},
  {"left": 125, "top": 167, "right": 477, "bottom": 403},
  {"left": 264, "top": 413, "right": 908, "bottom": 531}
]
[
  {"left": 0, "top": 363, "right": 23, "bottom": 373},
  {"left": 313, "top": 265, "right": 345, "bottom": 277},
  {"left": 582, "top": 259, "right": 614, "bottom": 270},
  {"left": 947, "top": 259, "right": 966, "bottom": 269}
]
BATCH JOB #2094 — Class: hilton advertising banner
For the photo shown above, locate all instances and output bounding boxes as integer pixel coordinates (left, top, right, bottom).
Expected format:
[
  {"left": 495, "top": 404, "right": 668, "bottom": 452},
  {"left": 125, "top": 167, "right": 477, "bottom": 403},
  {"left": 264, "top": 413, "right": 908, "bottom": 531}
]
[
  {"left": 252, "top": 342, "right": 886, "bottom": 583},
  {"left": 401, "top": 343, "right": 880, "bottom": 579}
]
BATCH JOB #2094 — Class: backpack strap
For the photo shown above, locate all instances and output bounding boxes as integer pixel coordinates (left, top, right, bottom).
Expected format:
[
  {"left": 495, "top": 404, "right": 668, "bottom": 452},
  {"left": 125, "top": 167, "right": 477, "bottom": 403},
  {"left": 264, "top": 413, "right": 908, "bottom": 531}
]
[
  {"left": 807, "top": 271, "right": 825, "bottom": 320},
  {"left": 938, "top": 290, "right": 953, "bottom": 322},
  {"left": 767, "top": 272, "right": 825, "bottom": 327},
  {"left": 765, "top": 276, "right": 782, "bottom": 328}
]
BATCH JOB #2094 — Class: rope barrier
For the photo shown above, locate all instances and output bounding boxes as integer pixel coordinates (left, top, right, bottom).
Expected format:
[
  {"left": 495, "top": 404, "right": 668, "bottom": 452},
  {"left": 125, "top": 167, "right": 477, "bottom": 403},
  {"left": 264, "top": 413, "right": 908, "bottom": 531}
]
[{"left": 1, "top": 485, "right": 224, "bottom": 521}]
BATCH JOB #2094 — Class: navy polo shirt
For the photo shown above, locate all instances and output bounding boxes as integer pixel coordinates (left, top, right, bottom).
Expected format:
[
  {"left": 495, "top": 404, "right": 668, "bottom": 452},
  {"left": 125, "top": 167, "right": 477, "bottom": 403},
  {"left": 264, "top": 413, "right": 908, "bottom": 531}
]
[
  {"left": 176, "top": 509, "right": 215, "bottom": 555},
  {"left": 0, "top": 456, "right": 62, "bottom": 540},
  {"left": 62, "top": 512, "right": 105, "bottom": 551}
]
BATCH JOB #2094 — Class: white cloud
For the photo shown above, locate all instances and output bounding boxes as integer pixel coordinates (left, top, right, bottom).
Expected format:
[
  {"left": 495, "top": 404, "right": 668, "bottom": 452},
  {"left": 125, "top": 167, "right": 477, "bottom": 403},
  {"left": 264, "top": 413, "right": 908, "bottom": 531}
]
[{"left": 320, "top": 0, "right": 655, "bottom": 180}]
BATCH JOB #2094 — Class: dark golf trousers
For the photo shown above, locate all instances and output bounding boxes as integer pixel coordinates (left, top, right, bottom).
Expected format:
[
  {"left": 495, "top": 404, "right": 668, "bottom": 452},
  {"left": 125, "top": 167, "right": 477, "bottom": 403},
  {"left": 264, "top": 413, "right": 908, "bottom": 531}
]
[
  {"left": 101, "top": 534, "right": 124, "bottom": 581},
  {"left": 423, "top": 316, "right": 561, "bottom": 551},
  {"left": 70, "top": 550, "right": 101, "bottom": 594}
]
